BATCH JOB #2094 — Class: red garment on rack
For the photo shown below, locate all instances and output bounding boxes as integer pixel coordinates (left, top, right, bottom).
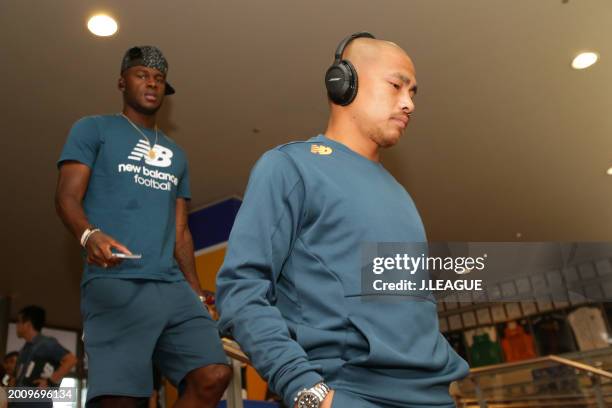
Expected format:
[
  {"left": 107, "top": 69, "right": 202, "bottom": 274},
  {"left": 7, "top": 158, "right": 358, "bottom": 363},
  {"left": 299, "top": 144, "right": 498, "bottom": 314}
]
[{"left": 501, "top": 325, "right": 537, "bottom": 362}]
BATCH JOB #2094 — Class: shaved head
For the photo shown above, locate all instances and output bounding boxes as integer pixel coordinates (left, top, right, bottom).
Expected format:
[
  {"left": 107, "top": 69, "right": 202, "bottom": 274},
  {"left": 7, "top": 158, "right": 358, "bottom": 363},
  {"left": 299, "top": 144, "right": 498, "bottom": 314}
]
[
  {"left": 325, "top": 37, "right": 418, "bottom": 158},
  {"left": 343, "top": 38, "right": 415, "bottom": 75}
]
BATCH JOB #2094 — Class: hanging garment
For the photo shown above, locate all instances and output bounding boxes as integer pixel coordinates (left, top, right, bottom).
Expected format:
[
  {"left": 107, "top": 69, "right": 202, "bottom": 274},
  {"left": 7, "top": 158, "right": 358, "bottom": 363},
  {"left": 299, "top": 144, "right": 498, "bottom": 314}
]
[
  {"left": 470, "top": 333, "right": 504, "bottom": 367},
  {"left": 501, "top": 323, "right": 537, "bottom": 362},
  {"left": 567, "top": 307, "right": 610, "bottom": 351},
  {"left": 532, "top": 313, "right": 576, "bottom": 355}
]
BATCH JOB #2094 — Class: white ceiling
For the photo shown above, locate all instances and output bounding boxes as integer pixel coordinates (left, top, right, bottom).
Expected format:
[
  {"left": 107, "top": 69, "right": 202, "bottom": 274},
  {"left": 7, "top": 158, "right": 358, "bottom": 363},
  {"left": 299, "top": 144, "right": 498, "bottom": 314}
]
[{"left": 1, "top": 0, "right": 610, "bottom": 329}]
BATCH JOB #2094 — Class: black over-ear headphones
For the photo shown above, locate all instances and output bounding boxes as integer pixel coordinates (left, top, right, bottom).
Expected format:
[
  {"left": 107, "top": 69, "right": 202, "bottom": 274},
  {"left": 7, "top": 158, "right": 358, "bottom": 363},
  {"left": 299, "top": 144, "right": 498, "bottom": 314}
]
[{"left": 325, "top": 32, "right": 375, "bottom": 106}]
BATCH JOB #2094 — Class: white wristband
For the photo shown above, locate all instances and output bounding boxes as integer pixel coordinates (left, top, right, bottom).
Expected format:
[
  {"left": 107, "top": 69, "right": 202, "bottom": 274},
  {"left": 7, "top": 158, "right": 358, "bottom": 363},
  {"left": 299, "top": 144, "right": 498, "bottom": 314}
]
[
  {"left": 80, "top": 228, "right": 100, "bottom": 247},
  {"left": 80, "top": 228, "right": 92, "bottom": 246}
]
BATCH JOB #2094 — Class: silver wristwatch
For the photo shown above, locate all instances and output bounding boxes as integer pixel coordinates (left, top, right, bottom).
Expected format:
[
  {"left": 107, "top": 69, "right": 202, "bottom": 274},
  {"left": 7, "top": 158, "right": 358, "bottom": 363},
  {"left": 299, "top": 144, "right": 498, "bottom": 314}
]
[{"left": 295, "top": 382, "right": 330, "bottom": 408}]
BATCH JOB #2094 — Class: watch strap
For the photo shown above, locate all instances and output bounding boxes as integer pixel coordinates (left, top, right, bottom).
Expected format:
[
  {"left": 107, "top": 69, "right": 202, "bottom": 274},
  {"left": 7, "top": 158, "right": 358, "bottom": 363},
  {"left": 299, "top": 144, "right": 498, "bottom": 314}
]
[{"left": 295, "top": 382, "right": 330, "bottom": 406}]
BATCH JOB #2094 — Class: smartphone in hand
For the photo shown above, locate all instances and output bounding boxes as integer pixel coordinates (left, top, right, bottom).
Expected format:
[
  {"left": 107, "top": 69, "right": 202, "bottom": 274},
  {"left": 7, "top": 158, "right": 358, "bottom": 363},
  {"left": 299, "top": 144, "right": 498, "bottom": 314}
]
[{"left": 111, "top": 253, "right": 142, "bottom": 259}]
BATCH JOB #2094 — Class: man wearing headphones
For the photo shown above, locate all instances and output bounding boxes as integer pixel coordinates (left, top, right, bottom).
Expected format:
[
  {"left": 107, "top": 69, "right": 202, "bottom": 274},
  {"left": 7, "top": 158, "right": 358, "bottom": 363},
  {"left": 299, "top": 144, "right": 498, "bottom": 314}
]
[
  {"left": 55, "top": 46, "right": 231, "bottom": 407},
  {"left": 216, "top": 33, "right": 469, "bottom": 408}
]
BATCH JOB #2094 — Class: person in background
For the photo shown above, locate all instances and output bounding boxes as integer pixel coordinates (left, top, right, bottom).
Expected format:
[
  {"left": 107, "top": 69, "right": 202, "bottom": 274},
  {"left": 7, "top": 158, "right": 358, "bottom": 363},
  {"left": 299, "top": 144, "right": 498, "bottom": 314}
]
[
  {"left": 1, "top": 352, "right": 19, "bottom": 387},
  {"left": 11, "top": 306, "right": 77, "bottom": 408},
  {"left": 14, "top": 306, "right": 77, "bottom": 389}
]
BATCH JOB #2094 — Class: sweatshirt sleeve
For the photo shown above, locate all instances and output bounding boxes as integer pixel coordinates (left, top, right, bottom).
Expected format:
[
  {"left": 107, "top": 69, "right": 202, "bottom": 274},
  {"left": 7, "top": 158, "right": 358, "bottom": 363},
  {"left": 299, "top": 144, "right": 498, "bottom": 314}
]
[{"left": 216, "top": 149, "right": 323, "bottom": 406}]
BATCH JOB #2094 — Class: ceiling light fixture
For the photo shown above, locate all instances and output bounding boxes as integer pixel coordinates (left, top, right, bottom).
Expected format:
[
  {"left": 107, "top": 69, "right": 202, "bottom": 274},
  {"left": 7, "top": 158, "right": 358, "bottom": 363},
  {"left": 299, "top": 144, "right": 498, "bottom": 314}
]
[
  {"left": 87, "top": 14, "right": 118, "bottom": 37},
  {"left": 607, "top": 167, "right": 612, "bottom": 176},
  {"left": 571, "top": 52, "right": 599, "bottom": 70}
]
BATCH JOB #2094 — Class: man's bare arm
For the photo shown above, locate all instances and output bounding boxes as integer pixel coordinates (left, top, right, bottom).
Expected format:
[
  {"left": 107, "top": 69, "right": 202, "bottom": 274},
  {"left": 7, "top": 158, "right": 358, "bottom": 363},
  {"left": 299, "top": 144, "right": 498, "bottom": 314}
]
[
  {"left": 50, "top": 352, "right": 78, "bottom": 385},
  {"left": 174, "top": 198, "right": 202, "bottom": 296},
  {"left": 33, "top": 352, "right": 78, "bottom": 388},
  {"left": 55, "top": 162, "right": 130, "bottom": 267},
  {"left": 55, "top": 162, "right": 92, "bottom": 240}
]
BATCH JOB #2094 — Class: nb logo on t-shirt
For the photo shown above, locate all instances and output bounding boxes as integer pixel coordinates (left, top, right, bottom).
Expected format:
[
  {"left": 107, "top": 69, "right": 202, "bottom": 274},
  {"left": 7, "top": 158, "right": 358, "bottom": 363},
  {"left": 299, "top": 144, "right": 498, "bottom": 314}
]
[
  {"left": 128, "top": 139, "right": 173, "bottom": 168},
  {"left": 310, "top": 144, "right": 333, "bottom": 155}
]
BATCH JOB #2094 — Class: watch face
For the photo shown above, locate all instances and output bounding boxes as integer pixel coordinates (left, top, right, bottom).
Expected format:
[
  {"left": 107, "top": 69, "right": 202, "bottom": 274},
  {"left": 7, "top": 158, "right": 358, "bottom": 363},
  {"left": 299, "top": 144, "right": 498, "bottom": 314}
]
[{"left": 297, "top": 391, "right": 320, "bottom": 408}]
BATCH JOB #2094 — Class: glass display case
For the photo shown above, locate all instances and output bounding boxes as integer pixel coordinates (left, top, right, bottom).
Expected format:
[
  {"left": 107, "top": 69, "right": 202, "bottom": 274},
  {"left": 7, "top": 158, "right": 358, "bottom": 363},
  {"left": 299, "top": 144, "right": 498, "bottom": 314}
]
[{"left": 454, "top": 347, "right": 612, "bottom": 408}]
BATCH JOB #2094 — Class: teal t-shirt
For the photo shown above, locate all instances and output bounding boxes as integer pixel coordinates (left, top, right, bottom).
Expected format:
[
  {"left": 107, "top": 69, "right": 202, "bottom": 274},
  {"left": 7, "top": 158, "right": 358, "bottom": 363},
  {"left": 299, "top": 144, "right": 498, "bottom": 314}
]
[{"left": 58, "top": 114, "right": 190, "bottom": 284}]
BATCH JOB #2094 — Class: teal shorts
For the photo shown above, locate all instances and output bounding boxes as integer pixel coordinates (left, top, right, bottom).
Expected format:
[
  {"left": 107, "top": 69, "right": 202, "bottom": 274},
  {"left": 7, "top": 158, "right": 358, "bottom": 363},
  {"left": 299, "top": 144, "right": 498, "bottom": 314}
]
[{"left": 81, "top": 278, "right": 227, "bottom": 402}]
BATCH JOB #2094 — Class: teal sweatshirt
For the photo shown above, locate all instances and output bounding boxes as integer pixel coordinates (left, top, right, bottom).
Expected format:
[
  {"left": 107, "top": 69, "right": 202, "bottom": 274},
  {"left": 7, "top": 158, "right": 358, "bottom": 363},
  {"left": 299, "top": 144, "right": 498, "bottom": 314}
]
[{"left": 216, "top": 135, "right": 469, "bottom": 407}]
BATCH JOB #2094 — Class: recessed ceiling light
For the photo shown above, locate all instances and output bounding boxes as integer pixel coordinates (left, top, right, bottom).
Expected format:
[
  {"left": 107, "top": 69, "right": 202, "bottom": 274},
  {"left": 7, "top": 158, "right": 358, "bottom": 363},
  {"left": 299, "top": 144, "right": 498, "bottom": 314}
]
[
  {"left": 607, "top": 167, "right": 612, "bottom": 175},
  {"left": 87, "top": 14, "right": 118, "bottom": 37},
  {"left": 571, "top": 52, "right": 598, "bottom": 70}
]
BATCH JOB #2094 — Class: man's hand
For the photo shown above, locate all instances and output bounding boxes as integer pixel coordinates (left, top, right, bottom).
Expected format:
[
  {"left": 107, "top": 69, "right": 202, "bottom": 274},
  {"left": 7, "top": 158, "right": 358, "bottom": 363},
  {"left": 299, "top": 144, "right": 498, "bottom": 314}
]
[
  {"left": 32, "top": 378, "right": 50, "bottom": 388},
  {"left": 85, "top": 231, "right": 131, "bottom": 268}
]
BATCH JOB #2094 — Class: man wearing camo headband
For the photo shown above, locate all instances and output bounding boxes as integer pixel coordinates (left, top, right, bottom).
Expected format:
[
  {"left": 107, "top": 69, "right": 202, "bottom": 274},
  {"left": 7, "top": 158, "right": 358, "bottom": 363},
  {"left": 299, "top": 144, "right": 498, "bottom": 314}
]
[{"left": 56, "top": 46, "right": 231, "bottom": 407}]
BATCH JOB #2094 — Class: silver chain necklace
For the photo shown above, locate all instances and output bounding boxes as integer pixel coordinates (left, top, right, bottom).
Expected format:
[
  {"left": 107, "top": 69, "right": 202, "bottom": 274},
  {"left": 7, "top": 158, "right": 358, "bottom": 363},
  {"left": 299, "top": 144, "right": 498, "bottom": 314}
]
[{"left": 120, "top": 113, "right": 159, "bottom": 159}]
